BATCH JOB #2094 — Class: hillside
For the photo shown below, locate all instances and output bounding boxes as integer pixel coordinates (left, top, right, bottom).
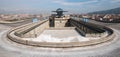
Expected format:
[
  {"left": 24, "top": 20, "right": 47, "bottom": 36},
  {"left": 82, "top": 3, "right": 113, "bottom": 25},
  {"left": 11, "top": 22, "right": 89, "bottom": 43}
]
[{"left": 88, "top": 7, "right": 120, "bottom": 14}]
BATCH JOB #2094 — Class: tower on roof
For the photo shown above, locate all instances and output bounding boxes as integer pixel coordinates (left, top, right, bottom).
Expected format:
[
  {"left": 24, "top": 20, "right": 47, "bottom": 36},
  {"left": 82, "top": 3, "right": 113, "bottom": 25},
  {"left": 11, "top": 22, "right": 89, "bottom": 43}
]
[{"left": 52, "top": 8, "right": 68, "bottom": 18}]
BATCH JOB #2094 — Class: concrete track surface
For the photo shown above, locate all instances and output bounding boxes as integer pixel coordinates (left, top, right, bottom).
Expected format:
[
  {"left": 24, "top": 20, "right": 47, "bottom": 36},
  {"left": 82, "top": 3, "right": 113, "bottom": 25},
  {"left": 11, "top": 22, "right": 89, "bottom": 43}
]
[{"left": 0, "top": 20, "right": 120, "bottom": 57}]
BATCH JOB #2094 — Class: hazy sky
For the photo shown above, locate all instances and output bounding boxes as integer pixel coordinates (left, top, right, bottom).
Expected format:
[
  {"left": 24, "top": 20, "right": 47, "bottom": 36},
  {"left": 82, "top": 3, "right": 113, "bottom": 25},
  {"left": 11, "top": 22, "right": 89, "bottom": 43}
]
[{"left": 0, "top": 0, "right": 120, "bottom": 14}]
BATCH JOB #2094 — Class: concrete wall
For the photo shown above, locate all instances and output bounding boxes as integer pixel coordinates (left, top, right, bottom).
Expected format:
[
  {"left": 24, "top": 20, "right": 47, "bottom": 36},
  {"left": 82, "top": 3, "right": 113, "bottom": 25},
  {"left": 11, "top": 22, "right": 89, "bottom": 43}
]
[
  {"left": 54, "top": 18, "right": 69, "bottom": 28},
  {"left": 7, "top": 19, "right": 115, "bottom": 48},
  {"left": 7, "top": 28, "right": 115, "bottom": 48},
  {"left": 23, "top": 20, "right": 49, "bottom": 38},
  {"left": 70, "top": 19, "right": 107, "bottom": 37},
  {"left": 7, "top": 18, "right": 116, "bottom": 48},
  {"left": 86, "top": 31, "right": 108, "bottom": 37},
  {"left": 13, "top": 19, "right": 49, "bottom": 38}
]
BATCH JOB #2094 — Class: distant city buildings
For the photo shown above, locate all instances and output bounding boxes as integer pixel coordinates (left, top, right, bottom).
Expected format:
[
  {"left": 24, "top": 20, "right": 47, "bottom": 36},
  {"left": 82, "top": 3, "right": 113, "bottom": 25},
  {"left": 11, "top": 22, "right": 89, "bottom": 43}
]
[
  {"left": 0, "top": 13, "right": 119, "bottom": 22},
  {"left": 0, "top": 14, "right": 46, "bottom": 21},
  {"left": 70, "top": 14, "right": 120, "bottom": 22}
]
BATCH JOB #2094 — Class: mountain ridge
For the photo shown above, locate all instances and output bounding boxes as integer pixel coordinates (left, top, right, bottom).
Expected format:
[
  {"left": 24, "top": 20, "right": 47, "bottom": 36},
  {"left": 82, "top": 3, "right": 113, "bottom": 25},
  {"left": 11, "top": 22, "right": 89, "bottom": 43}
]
[{"left": 88, "top": 7, "right": 120, "bottom": 14}]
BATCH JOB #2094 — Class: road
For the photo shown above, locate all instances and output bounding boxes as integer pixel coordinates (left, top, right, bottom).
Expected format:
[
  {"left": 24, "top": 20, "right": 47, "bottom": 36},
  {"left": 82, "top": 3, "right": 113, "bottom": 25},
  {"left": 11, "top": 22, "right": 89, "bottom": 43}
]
[
  {"left": 0, "top": 19, "right": 120, "bottom": 57},
  {"left": 0, "top": 19, "right": 33, "bottom": 27}
]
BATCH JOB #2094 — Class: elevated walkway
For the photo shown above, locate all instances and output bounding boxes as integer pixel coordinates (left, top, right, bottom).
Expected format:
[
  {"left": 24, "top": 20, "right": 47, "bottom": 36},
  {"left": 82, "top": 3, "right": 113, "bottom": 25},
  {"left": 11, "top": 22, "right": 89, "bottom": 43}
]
[{"left": 7, "top": 17, "right": 115, "bottom": 48}]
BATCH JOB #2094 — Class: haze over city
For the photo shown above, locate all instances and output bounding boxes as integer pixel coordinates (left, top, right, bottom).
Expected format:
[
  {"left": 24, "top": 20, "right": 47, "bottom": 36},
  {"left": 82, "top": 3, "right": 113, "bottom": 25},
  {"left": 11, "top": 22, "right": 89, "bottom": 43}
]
[{"left": 0, "top": 0, "right": 120, "bottom": 14}]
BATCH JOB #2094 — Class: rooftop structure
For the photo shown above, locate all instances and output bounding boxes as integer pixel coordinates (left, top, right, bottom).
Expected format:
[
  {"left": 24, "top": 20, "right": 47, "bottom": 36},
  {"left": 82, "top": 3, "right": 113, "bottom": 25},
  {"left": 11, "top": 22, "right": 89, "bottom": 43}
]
[
  {"left": 52, "top": 8, "right": 68, "bottom": 18},
  {"left": 7, "top": 9, "right": 115, "bottom": 48}
]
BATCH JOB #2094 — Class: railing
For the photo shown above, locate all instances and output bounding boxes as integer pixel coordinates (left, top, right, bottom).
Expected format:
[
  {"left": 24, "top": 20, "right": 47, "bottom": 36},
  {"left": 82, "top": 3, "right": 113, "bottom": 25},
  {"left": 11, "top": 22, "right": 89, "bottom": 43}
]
[{"left": 69, "top": 18, "right": 112, "bottom": 37}]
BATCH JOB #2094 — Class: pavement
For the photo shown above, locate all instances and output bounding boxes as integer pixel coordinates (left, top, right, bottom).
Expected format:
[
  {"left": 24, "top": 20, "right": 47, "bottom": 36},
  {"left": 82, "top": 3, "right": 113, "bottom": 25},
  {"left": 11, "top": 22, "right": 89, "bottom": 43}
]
[
  {"left": 0, "top": 19, "right": 120, "bottom": 57},
  {"left": 25, "top": 29, "right": 89, "bottom": 42},
  {"left": 0, "top": 20, "right": 25, "bottom": 24},
  {"left": 0, "top": 19, "right": 33, "bottom": 27}
]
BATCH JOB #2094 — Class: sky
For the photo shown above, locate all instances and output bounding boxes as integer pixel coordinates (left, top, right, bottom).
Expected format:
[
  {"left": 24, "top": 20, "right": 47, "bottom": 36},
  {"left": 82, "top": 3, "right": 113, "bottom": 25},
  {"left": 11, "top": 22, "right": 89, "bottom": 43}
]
[{"left": 0, "top": 0, "right": 120, "bottom": 14}]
